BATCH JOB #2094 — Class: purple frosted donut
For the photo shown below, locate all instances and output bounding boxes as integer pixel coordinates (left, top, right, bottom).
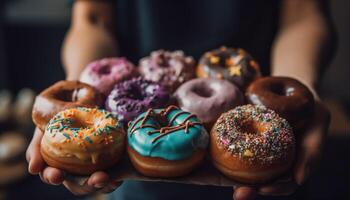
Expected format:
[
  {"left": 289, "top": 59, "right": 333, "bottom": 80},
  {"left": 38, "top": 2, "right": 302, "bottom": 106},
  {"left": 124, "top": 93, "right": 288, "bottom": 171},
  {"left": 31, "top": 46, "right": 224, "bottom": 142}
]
[
  {"left": 139, "top": 50, "right": 195, "bottom": 93},
  {"left": 80, "top": 57, "right": 137, "bottom": 95},
  {"left": 174, "top": 78, "right": 243, "bottom": 128},
  {"left": 105, "top": 77, "right": 170, "bottom": 123}
]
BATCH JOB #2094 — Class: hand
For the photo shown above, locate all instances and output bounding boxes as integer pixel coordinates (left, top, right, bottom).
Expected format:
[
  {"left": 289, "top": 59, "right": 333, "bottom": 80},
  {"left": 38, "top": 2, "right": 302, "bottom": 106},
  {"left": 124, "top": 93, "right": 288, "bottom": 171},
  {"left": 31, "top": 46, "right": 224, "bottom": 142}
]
[
  {"left": 26, "top": 128, "right": 122, "bottom": 196},
  {"left": 232, "top": 100, "right": 330, "bottom": 200}
]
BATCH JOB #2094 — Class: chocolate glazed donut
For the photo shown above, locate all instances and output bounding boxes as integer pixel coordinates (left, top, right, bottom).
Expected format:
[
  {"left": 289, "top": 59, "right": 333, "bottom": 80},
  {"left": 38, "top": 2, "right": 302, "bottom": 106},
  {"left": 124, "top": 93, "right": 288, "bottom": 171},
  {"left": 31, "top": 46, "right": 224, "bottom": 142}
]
[
  {"left": 197, "top": 47, "right": 261, "bottom": 89},
  {"left": 32, "top": 81, "right": 103, "bottom": 131},
  {"left": 245, "top": 76, "right": 314, "bottom": 131}
]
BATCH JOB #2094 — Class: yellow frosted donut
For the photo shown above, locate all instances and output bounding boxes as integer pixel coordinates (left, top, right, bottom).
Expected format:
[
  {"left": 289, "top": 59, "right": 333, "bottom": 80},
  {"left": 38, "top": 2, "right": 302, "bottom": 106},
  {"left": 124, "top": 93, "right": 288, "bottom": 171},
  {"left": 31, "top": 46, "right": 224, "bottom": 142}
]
[{"left": 41, "top": 107, "right": 125, "bottom": 175}]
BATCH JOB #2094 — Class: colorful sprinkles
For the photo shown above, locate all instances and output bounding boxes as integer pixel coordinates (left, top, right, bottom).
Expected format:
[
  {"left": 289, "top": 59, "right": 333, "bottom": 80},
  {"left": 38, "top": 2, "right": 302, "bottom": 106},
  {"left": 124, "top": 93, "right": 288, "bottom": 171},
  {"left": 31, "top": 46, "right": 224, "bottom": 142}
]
[
  {"left": 214, "top": 104, "right": 294, "bottom": 164},
  {"left": 46, "top": 107, "right": 122, "bottom": 148}
]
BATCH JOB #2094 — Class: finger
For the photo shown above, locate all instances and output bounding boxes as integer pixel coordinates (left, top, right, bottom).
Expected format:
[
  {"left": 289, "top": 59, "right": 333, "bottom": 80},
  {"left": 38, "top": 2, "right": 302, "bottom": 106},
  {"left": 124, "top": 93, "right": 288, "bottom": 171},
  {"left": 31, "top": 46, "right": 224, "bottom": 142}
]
[
  {"left": 26, "top": 128, "right": 45, "bottom": 174},
  {"left": 63, "top": 179, "right": 96, "bottom": 196},
  {"left": 233, "top": 186, "right": 257, "bottom": 200},
  {"left": 39, "top": 172, "right": 49, "bottom": 184},
  {"left": 42, "top": 167, "right": 66, "bottom": 185},
  {"left": 87, "top": 171, "right": 110, "bottom": 188},
  {"left": 258, "top": 181, "right": 298, "bottom": 196}
]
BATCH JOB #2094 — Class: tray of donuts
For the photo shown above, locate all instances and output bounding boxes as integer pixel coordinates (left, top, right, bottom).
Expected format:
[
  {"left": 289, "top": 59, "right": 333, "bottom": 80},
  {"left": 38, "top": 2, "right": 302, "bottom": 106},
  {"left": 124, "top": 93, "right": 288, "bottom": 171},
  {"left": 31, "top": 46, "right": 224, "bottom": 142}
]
[{"left": 32, "top": 47, "right": 315, "bottom": 187}]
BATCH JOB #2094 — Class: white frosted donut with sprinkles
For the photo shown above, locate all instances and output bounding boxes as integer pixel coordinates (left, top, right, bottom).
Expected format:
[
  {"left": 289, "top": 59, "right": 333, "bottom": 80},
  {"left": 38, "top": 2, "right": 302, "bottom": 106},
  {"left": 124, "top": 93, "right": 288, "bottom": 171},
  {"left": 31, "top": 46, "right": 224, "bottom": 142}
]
[
  {"left": 210, "top": 104, "right": 295, "bottom": 184},
  {"left": 40, "top": 107, "right": 126, "bottom": 175}
]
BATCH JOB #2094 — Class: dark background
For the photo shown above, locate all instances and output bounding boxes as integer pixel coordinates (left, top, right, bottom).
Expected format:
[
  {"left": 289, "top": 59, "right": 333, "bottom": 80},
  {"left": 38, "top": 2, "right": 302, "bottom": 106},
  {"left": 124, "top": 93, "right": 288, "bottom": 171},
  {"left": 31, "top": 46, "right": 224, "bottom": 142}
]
[{"left": 0, "top": 0, "right": 350, "bottom": 200}]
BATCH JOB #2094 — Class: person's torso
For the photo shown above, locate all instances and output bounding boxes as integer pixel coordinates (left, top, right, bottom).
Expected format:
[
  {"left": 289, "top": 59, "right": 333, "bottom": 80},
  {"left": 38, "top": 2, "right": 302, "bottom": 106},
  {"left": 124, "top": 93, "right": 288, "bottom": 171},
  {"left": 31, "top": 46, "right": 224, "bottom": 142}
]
[{"left": 116, "top": 0, "right": 280, "bottom": 75}]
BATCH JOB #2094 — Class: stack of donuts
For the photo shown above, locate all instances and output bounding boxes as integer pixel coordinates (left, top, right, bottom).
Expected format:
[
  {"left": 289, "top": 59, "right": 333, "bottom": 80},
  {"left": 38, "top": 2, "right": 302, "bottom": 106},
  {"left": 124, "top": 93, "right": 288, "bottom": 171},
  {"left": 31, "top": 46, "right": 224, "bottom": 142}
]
[{"left": 32, "top": 47, "right": 314, "bottom": 184}]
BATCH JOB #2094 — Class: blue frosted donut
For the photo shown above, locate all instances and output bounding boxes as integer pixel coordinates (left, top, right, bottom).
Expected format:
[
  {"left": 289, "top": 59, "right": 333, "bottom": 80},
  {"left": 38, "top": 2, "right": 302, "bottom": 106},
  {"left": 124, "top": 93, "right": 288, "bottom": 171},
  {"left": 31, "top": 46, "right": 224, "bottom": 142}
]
[
  {"left": 127, "top": 106, "right": 209, "bottom": 160},
  {"left": 105, "top": 77, "right": 170, "bottom": 123}
]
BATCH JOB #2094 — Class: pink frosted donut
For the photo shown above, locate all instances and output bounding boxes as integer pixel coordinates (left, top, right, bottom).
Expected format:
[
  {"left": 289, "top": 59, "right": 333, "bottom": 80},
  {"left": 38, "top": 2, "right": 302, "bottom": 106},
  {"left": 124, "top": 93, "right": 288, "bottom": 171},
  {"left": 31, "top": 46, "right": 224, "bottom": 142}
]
[
  {"left": 138, "top": 50, "right": 196, "bottom": 93},
  {"left": 174, "top": 78, "right": 243, "bottom": 129},
  {"left": 80, "top": 57, "right": 137, "bottom": 95}
]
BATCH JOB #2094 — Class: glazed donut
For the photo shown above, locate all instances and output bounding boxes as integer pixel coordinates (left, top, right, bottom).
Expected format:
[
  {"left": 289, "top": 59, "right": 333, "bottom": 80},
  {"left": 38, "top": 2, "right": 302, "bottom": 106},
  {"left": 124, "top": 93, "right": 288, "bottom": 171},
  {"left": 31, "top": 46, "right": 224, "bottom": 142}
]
[
  {"left": 197, "top": 47, "right": 261, "bottom": 88},
  {"left": 105, "top": 77, "right": 170, "bottom": 123},
  {"left": 174, "top": 78, "right": 243, "bottom": 130},
  {"left": 246, "top": 76, "right": 314, "bottom": 130},
  {"left": 80, "top": 57, "right": 137, "bottom": 95},
  {"left": 32, "top": 81, "right": 102, "bottom": 132},
  {"left": 210, "top": 104, "right": 295, "bottom": 184},
  {"left": 139, "top": 50, "right": 196, "bottom": 92},
  {"left": 41, "top": 107, "right": 125, "bottom": 175},
  {"left": 127, "top": 106, "right": 208, "bottom": 178}
]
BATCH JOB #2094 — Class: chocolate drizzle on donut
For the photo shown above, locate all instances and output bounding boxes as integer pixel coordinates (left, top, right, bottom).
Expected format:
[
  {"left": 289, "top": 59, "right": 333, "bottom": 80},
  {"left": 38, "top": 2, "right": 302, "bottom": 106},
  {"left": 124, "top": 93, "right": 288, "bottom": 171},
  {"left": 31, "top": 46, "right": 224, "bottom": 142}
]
[{"left": 129, "top": 106, "right": 201, "bottom": 143}]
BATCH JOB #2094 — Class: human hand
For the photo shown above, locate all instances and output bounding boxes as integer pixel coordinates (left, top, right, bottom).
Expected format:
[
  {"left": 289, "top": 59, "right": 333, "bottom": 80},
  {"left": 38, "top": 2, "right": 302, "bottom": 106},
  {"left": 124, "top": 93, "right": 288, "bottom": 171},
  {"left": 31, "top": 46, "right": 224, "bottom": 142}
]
[
  {"left": 232, "top": 100, "right": 330, "bottom": 200},
  {"left": 26, "top": 128, "right": 122, "bottom": 196}
]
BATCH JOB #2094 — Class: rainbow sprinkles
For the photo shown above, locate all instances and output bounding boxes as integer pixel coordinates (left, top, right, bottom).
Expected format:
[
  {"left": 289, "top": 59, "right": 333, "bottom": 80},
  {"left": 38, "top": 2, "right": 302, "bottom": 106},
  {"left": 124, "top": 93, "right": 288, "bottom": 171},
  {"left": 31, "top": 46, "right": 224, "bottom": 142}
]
[{"left": 46, "top": 107, "right": 122, "bottom": 148}]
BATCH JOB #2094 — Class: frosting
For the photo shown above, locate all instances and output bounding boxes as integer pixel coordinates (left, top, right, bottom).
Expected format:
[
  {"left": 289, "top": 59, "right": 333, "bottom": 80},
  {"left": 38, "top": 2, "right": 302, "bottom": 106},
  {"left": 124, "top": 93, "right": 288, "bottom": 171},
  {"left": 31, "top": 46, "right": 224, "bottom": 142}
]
[
  {"left": 246, "top": 76, "right": 315, "bottom": 129},
  {"left": 174, "top": 78, "right": 243, "bottom": 124},
  {"left": 79, "top": 57, "right": 137, "bottom": 95},
  {"left": 139, "top": 50, "right": 195, "bottom": 92},
  {"left": 42, "top": 107, "right": 125, "bottom": 163},
  {"left": 105, "top": 77, "right": 170, "bottom": 123},
  {"left": 127, "top": 106, "right": 208, "bottom": 160},
  {"left": 197, "top": 47, "right": 261, "bottom": 88},
  {"left": 214, "top": 104, "right": 294, "bottom": 164},
  {"left": 32, "top": 80, "right": 102, "bottom": 131}
]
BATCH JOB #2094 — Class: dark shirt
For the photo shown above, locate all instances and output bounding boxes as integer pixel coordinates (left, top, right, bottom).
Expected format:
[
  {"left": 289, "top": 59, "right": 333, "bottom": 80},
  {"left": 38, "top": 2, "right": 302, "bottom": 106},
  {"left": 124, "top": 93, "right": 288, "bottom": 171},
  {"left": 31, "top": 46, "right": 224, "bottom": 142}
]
[{"left": 116, "top": 0, "right": 280, "bottom": 76}]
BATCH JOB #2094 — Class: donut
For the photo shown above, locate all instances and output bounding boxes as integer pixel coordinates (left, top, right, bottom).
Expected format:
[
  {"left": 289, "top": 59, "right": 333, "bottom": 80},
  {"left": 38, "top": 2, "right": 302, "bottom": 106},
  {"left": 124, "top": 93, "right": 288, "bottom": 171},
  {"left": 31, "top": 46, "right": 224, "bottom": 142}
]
[
  {"left": 210, "top": 104, "right": 295, "bottom": 184},
  {"left": 245, "top": 76, "right": 314, "bottom": 130},
  {"left": 80, "top": 57, "right": 137, "bottom": 95},
  {"left": 127, "top": 106, "right": 209, "bottom": 178},
  {"left": 105, "top": 77, "right": 170, "bottom": 123},
  {"left": 32, "top": 81, "right": 102, "bottom": 132},
  {"left": 0, "top": 131, "right": 27, "bottom": 163},
  {"left": 197, "top": 47, "right": 261, "bottom": 88},
  {"left": 41, "top": 107, "right": 125, "bottom": 175},
  {"left": 139, "top": 50, "right": 196, "bottom": 92},
  {"left": 174, "top": 78, "right": 243, "bottom": 130}
]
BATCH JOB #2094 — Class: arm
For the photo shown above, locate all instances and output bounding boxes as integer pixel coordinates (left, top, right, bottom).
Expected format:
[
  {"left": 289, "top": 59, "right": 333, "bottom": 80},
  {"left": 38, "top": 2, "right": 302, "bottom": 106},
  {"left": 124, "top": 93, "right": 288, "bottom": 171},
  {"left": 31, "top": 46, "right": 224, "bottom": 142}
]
[
  {"left": 234, "top": 1, "right": 333, "bottom": 199},
  {"left": 26, "top": 1, "right": 120, "bottom": 196},
  {"left": 271, "top": 0, "right": 334, "bottom": 91},
  {"left": 62, "top": 0, "right": 117, "bottom": 80}
]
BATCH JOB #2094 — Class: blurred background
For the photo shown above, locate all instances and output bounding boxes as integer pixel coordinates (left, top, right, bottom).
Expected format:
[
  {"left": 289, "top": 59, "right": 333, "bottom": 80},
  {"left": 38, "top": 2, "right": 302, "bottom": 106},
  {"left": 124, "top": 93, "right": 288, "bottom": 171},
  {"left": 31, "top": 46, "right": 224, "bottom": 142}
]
[{"left": 0, "top": 0, "right": 349, "bottom": 199}]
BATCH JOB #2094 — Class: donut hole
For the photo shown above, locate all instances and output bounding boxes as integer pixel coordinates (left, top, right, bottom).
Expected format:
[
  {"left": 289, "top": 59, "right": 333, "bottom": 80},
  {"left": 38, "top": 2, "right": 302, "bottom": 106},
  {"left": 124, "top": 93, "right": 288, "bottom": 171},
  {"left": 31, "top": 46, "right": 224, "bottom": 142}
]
[
  {"left": 270, "top": 84, "right": 288, "bottom": 96},
  {"left": 239, "top": 120, "right": 268, "bottom": 135},
  {"left": 127, "top": 85, "right": 145, "bottom": 100},
  {"left": 98, "top": 65, "right": 112, "bottom": 75},
  {"left": 157, "top": 115, "right": 169, "bottom": 127},
  {"left": 192, "top": 86, "right": 214, "bottom": 98},
  {"left": 54, "top": 89, "right": 83, "bottom": 102},
  {"left": 156, "top": 54, "right": 170, "bottom": 67},
  {"left": 70, "top": 118, "right": 92, "bottom": 129}
]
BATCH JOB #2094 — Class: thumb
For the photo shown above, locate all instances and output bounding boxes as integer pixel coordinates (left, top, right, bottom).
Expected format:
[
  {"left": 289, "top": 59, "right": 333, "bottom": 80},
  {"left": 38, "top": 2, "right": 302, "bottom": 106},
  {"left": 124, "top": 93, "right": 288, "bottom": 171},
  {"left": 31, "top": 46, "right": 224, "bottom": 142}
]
[
  {"left": 233, "top": 186, "right": 257, "bottom": 200},
  {"left": 26, "top": 128, "right": 45, "bottom": 174}
]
